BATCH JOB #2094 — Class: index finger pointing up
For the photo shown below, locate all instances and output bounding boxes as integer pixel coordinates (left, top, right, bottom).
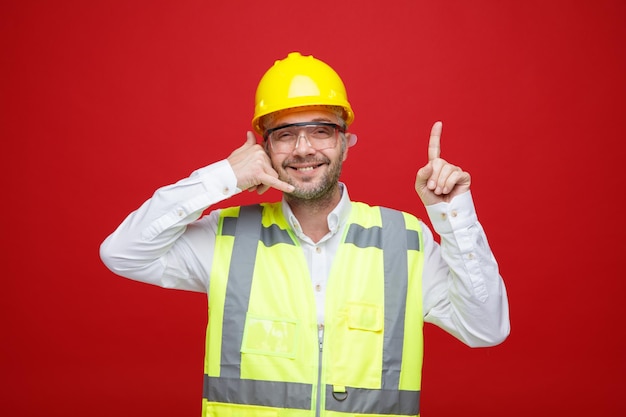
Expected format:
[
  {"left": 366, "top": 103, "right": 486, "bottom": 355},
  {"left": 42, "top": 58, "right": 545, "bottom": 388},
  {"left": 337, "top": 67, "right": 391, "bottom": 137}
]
[{"left": 428, "top": 121, "right": 443, "bottom": 161}]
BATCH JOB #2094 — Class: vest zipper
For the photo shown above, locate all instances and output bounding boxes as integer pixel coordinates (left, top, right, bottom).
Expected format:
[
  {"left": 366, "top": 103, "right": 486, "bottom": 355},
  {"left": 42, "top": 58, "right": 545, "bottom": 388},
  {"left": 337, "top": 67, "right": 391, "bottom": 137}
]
[{"left": 316, "top": 329, "right": 323, "bottom": 417}]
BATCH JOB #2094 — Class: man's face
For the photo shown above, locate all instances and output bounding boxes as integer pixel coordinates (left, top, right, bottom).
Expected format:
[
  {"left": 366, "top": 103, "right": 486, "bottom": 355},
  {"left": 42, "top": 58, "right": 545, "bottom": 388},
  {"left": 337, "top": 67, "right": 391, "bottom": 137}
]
[{"left": 265, "top": 108, "right": 348, "bottom": 201}]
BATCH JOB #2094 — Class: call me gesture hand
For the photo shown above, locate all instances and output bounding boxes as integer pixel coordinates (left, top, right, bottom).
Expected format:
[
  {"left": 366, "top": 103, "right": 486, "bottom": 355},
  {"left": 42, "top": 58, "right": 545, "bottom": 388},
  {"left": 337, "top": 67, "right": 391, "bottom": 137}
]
[
  {"left": 227, "top": 131, "right": 295, "bottom": 195},
  {"left": 415, "top": 122, "right": 471, "bottom": 206}
]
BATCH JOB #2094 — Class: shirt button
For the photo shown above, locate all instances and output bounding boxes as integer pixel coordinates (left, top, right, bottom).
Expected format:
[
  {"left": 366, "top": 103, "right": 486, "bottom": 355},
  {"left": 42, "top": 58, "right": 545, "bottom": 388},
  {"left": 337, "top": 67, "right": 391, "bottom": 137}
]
[
  {"left": 451, "top": 210, "right": 458, "bottom": 218},
  {"left": 222, "top": 187, "right": 230, "bottom": 195},
  {"left": 468, "top": 253, "right": 475, "bottom": 260},
  {"left": 440, "top": 213, "right": 447, "bottom": 220},
  {"left": 318, "top": 324, "right": 324, "bottom": 331},
  {"left": 315, "top": 284, "right": 322, "bottom": 292},
  {"left": 177, "top": 209, "right": 184, "bottom": 217},
  {"left": 315, "top": 247, "right": 321, "bottom": 254}
]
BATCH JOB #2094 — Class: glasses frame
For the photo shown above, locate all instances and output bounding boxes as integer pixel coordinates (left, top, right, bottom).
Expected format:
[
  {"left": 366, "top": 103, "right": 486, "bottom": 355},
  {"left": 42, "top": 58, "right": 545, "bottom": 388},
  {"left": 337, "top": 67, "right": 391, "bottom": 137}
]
[{"left": 263, "top": 121, "right": 346, "bottom": 153}]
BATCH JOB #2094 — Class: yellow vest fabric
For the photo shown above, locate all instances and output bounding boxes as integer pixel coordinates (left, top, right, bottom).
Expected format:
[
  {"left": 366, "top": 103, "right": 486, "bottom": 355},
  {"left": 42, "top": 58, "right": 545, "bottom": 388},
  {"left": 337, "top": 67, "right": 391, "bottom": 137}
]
[{"left": 202, "top": 202, "right": 424, "bottom": 417}]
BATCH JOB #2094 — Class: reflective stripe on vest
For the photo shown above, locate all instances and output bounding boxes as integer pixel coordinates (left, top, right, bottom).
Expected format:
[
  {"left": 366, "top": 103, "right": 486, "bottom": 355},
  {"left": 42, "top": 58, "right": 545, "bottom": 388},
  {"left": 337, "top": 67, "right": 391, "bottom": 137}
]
[
  {"left": 218, "top": 205, "right": 296, "bottom": 380},
  {"left": 203, "top": 375, "right": 312, "bottom": 410},
  {"left": 344, "top": 207, "right": 419, "bottom": 393},
  {"left": 204, "top": 203, "right": 422, "bottom": 416}
]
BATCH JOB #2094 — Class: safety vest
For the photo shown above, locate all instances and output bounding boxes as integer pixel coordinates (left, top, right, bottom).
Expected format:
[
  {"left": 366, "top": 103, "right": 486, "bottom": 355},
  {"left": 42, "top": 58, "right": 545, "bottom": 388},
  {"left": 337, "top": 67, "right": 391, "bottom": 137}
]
[{"left": 202, "top": 201, "right": 425, "bottom": 417}]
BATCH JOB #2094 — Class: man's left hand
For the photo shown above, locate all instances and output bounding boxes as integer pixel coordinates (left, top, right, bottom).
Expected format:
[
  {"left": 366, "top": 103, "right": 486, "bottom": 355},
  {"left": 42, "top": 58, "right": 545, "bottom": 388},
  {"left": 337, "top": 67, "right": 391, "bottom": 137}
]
[{"left": 415, "top": 121, "right": 471, "bottom": 206}]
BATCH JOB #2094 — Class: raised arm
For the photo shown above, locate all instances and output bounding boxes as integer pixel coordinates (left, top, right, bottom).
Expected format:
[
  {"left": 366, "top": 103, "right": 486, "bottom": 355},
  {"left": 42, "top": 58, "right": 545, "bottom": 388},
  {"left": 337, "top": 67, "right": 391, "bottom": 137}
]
[
  {"left": 416, "top": 122, "right": 510, "bottom": 347},
  {"left": 100, "top": 131, "right": 294, "bottom": 292}
]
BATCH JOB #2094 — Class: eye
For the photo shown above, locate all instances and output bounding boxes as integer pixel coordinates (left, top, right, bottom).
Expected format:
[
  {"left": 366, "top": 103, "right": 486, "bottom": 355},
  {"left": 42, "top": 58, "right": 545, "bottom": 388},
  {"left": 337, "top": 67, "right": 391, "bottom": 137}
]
[
  {"left": 275, "top": 130, "right": 296, "bottom": 141},
  {"left": 312, "top": 126, "right": 333, "bottom": 138}
]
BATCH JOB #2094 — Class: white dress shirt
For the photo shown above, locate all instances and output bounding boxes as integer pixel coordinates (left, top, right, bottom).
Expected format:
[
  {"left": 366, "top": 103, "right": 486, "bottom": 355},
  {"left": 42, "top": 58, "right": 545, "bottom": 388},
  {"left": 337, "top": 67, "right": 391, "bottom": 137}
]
[{"left": 100, "top": 159, "right": 510, "bottom": 347}]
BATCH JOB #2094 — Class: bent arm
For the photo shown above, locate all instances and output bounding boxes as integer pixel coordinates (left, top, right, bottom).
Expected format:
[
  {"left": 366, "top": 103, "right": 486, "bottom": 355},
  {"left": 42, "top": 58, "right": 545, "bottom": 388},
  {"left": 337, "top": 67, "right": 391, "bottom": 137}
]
[
  {"left": 422, "top": 191, "right": 510, "bottom": 347},
  {"left": 99, "top": 160, "right": 239, "bottom": 292}
]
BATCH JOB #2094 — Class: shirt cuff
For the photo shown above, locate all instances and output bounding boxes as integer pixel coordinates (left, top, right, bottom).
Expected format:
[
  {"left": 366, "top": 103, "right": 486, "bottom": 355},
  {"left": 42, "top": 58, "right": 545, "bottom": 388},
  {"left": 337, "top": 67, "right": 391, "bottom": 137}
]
[
  {"left": 191, "top": 159, "right": 241, "bottom": 198},
  {"left": 425, "top": 191, "right": 478, "bottom": 235}
]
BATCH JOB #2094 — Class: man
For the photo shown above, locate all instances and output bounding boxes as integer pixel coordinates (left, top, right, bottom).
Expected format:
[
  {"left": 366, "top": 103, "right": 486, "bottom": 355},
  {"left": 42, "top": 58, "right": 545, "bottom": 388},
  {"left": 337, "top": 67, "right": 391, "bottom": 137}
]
[{"left": 100, "top": 52, "right": 510, "bottom": 417}]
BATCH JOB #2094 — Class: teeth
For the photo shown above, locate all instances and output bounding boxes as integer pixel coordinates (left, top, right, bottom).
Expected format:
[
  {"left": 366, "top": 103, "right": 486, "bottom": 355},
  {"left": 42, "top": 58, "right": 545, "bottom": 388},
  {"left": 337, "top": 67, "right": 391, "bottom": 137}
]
[{"left": 297, "top": 166, "right": 314, "bottom": 171}]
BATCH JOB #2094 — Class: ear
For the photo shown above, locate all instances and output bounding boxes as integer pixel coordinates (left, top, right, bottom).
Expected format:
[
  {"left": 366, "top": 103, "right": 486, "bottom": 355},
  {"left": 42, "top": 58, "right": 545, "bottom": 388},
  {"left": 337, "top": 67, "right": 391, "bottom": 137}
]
[
  {"left": 342, "top": 133, "right": 356, "bottom": 162},
  {"left": 347, "top": 132, "right": 358, "bottom": 147}
]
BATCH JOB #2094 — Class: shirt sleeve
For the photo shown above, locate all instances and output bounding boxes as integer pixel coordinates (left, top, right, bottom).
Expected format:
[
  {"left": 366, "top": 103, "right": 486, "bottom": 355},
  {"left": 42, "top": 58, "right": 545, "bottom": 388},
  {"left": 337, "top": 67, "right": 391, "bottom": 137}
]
[
  {"left": 99, "top": 159, "right": 240, "bottom": 293},
  {"left": 421, "top": 191, "right": 510, "bottom": 347}
]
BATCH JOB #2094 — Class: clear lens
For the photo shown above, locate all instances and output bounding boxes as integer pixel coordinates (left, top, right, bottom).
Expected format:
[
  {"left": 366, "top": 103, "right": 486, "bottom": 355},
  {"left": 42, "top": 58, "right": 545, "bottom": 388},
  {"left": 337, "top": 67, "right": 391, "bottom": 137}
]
[{"left": 268, "top": 122, "right": 340, "bottom": 153}]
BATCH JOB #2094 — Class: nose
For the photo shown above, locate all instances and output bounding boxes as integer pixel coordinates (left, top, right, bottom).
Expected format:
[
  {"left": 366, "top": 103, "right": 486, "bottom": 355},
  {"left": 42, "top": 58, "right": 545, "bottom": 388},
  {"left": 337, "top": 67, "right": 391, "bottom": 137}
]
[{"left": 293, "top": 132, "right": 315, "bottom": 154}]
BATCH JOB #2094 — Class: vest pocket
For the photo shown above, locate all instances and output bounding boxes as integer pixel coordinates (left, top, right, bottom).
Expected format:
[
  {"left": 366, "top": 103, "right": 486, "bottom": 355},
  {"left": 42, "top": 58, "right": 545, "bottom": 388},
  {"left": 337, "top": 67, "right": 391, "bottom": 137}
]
[
  {"left": 327, "top": 302, "right": 384, "bottom": 388},
  {"left": 241, "top": 314, "right": 298, "bottom": 359},
  {"left": 347, "top": 302, "right": 383, "bottom": 331}
]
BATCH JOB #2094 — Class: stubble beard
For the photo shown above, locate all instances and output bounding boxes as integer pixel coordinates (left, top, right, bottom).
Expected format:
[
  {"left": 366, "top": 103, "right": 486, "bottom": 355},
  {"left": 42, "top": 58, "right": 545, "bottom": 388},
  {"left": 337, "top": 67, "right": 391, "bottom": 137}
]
[{"left": 279, "top": 155, "right": 344, "bottom": 208}]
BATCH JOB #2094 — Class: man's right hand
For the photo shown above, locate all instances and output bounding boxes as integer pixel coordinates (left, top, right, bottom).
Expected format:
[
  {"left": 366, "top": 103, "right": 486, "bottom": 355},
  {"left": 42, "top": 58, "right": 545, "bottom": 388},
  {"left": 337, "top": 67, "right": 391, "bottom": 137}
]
[{"left": 227, "top": 131, "right": 295, "bottom": 195}]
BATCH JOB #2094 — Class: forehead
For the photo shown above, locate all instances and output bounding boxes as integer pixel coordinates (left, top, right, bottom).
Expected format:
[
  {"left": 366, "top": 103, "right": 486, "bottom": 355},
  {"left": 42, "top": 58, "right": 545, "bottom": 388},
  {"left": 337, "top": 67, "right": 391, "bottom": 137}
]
[{"left": 269, "top": 108, "right": 339, "bottom": 128}]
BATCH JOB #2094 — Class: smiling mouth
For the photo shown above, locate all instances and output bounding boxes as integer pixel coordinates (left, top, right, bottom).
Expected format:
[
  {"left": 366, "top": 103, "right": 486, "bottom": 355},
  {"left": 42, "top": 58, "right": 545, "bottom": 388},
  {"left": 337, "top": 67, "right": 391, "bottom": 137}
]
[
  {"left": 286, "top": 161, "right": 326, "bottom": 172},
  {"left": 293, "top": 165, "right": 320, "bottom": 172}
]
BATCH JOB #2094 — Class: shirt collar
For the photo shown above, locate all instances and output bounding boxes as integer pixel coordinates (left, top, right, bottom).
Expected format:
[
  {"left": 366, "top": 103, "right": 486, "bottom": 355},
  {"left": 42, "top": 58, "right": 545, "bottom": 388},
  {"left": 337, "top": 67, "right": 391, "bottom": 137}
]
[{"left": 281, "top": 182, "right": 352, "bottom": 241}]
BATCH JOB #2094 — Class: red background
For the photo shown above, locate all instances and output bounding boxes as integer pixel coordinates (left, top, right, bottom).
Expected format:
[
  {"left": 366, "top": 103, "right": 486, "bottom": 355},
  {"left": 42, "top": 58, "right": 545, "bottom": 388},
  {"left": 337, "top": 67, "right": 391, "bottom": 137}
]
[{"left": 2, "top": 1, "right": 625, "bottom": 415}]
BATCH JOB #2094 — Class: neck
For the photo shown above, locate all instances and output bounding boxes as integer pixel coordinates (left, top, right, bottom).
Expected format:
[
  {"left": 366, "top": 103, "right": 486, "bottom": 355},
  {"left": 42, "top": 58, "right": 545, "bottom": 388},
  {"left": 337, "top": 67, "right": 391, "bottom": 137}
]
[{"left": 286, "top": 184, "right": 341, "bottom": 243}]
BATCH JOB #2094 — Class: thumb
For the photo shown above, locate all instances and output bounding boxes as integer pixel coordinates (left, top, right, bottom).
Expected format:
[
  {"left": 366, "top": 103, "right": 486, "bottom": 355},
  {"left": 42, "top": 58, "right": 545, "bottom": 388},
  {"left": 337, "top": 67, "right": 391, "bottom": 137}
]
[
  {"left": 415, "top": 162, "right": 433, "bottom": 189},
  {"left": 240, "top": 131, "right": 258, "bottom": 149},
  {"left": 415, "top": 162, "right": 439, "bottom": 205}
]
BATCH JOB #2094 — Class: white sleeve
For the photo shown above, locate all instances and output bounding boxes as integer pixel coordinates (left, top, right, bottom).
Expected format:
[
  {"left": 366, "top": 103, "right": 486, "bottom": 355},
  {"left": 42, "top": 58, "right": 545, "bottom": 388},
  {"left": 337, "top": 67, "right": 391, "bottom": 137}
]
[
  {"left": 421, "top": 191, "right": 510, "bottom": 347},
  {"left": 99, "top": 159, "right": 240, "bottom": 293}
]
